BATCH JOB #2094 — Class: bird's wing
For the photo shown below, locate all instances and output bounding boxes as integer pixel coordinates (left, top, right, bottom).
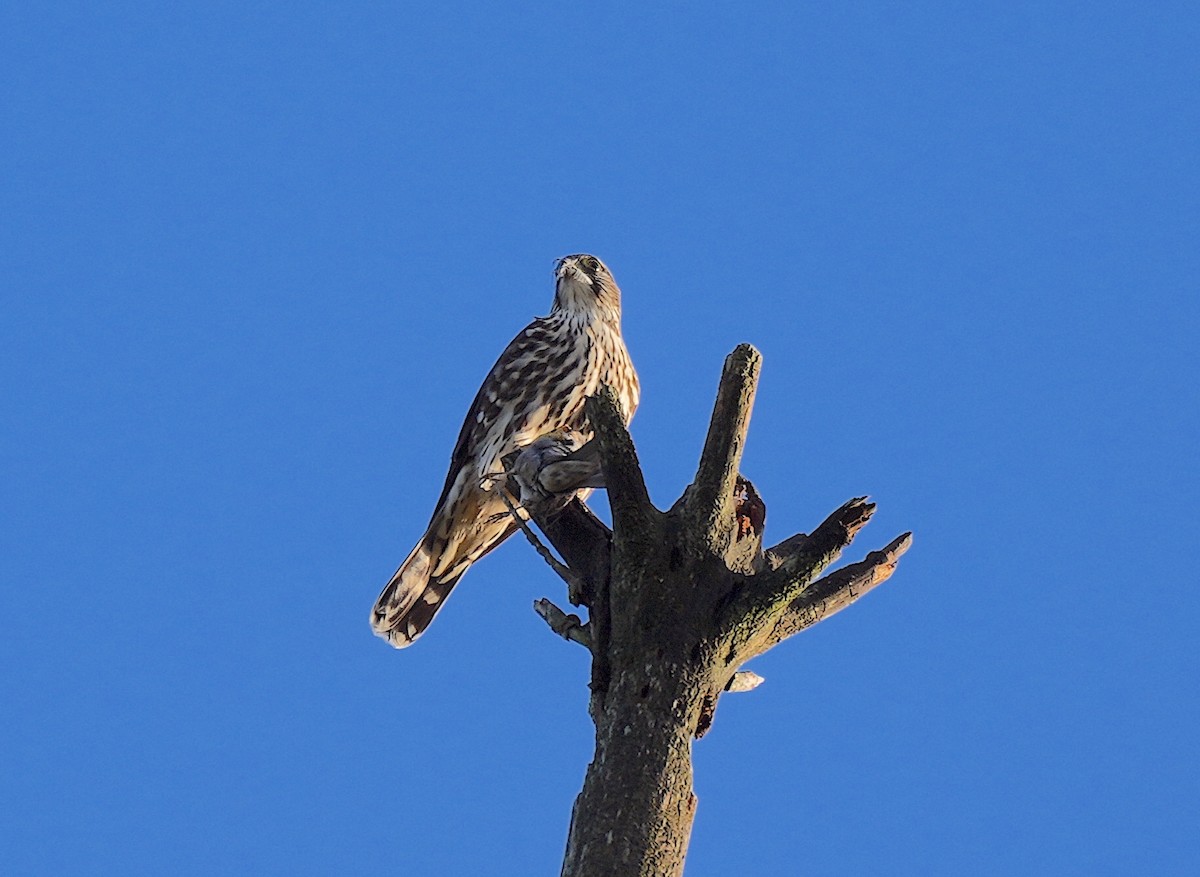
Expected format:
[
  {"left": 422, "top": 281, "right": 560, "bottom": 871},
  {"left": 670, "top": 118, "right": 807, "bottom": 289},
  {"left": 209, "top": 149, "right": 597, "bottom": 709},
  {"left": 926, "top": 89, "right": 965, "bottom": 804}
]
[{"left": 429, "top": 317, "right": 552, "bottom": 515}]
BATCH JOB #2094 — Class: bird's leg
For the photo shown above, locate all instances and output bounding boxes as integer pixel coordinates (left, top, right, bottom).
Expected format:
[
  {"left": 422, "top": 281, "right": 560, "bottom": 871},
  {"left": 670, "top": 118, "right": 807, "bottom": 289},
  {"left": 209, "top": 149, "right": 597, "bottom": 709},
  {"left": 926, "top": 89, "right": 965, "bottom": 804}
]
[
  {"left": 478, "top": 472, "right": 526, "bottom": 526},
  {"left": 495, "top": 480, "right": 587, "bottom": 604}
]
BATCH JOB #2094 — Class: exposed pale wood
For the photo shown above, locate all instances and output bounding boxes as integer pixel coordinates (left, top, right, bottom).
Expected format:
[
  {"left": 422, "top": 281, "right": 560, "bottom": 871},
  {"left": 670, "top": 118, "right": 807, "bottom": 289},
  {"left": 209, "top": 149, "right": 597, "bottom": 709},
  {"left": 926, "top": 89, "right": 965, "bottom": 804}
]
[{"left": 533, "top": 598, "right": 592, "bottom": 650}]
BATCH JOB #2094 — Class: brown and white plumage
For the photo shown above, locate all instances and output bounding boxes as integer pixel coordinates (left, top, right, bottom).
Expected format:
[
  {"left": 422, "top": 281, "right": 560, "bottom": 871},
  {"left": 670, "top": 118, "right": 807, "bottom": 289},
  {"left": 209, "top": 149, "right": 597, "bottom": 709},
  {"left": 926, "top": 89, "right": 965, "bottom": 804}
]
[{"left": 371, "top": 255, "right": 639, "bottom": 648}]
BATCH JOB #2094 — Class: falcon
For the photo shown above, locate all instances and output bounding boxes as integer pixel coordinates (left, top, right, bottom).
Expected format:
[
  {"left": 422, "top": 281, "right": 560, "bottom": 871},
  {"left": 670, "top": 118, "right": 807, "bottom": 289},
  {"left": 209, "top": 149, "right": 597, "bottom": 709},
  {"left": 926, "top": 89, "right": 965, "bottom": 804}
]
[{"left": 371, "top": 255, "right": 640, "bottom": 648}]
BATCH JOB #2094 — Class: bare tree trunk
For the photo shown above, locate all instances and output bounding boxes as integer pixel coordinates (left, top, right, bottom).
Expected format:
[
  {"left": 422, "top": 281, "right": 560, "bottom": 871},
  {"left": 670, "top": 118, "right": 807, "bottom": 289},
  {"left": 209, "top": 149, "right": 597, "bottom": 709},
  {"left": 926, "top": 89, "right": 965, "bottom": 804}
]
[{"left": 518, "top": 345, "right": 911, "bottom": 877}]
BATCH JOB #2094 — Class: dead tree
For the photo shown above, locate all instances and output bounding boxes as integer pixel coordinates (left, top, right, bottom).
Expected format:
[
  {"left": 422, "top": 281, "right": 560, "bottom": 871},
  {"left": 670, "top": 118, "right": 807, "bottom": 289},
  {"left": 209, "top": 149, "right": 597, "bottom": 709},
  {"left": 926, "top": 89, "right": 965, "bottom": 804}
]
[{"left": 506, "top": 344, "right": 911, "bottom": 877}]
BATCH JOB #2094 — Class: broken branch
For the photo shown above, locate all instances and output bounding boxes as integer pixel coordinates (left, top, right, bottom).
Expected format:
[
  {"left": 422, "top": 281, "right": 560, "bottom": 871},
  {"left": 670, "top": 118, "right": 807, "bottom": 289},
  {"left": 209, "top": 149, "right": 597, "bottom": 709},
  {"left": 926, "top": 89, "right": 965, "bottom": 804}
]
[
  {"left": 534, "top": 598, "right": 593, "bottom": 650},
  {"left": 764, "top": 533, "right": 913, "bottom": 650},
  {"left": 684, "top": 344, "right": 762, "bottom": 554}
]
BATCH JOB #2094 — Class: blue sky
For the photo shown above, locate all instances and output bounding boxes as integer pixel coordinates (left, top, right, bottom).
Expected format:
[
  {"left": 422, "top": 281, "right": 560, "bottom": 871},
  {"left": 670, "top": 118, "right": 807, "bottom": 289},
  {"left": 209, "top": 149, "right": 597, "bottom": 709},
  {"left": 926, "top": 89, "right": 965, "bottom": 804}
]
[{"left": 3, "top": 2, "right": 1197, "bottom": 874}]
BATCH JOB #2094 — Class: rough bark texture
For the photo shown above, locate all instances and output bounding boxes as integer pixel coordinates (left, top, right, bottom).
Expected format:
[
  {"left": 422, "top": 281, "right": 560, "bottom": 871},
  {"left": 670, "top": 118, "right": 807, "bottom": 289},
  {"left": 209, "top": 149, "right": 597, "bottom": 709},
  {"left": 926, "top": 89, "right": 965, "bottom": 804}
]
[{"left": 519, "top": 345, "right": 911, "bottom": 877}]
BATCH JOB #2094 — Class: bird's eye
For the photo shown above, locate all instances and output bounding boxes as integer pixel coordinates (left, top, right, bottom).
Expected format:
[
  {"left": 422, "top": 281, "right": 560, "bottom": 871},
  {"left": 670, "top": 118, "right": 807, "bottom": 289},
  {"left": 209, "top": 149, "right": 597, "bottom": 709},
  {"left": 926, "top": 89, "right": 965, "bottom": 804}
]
[{"left": 583, "top": 257, "right": 600, "bottom": 272}]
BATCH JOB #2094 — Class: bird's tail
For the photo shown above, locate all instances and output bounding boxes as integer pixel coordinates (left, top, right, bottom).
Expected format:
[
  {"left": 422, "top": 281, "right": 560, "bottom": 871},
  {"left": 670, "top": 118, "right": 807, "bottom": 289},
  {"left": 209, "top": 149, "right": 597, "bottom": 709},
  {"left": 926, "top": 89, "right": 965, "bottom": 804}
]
[
  {"left": 370, "top": 527, "right": 466, "bottom": 648},
  {"left": 372, "top": 474, "right": 523, "bottom": 648}
]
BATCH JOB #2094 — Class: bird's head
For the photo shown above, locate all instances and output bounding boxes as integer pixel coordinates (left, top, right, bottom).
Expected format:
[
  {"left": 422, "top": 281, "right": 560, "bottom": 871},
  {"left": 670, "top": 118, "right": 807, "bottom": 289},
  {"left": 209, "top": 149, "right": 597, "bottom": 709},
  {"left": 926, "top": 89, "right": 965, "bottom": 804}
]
[{"left": 553, "top": 254, "right": 622, "bottom": 321}]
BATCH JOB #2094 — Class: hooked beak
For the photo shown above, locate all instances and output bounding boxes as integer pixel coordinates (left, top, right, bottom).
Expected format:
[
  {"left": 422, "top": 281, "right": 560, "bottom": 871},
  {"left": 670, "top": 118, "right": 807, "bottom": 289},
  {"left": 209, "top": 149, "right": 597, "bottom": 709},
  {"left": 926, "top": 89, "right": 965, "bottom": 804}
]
[{"left": 555, "top": 257, "right": 578, "bottom": 281}]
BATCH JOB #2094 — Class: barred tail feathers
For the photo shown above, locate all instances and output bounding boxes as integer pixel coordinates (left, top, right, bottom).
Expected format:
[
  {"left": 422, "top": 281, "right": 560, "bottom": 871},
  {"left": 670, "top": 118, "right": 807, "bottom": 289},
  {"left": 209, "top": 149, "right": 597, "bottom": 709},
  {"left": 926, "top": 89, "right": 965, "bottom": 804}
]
[
  {"left": 370, "top": 481, "right": 519, "bottom": 648},
  {"left": 370, "top": 530, "right": 457, "bottom": 648}
]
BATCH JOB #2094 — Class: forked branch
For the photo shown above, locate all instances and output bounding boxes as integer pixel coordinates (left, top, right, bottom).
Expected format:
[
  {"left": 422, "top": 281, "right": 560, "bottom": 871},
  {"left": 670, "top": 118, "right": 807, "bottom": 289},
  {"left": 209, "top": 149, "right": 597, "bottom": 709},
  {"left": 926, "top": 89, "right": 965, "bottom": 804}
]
[{"left": 763, "top": 532, "right": 913, "bottom": 650}]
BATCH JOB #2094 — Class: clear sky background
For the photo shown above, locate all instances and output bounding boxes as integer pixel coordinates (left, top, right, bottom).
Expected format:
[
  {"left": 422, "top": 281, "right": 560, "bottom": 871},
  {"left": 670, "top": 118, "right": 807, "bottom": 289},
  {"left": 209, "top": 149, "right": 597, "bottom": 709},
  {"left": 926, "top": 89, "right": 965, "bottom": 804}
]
[{"left": 3, "top": 2, "right": 1197, "bottom": 875}]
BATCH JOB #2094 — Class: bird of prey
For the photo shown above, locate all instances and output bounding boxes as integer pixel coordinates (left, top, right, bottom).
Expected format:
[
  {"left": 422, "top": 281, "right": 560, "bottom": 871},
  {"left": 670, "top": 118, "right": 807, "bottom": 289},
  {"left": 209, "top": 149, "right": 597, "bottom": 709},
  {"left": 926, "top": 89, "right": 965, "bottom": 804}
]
[{"left": 371, "top": 255, "right": 640, "bottom": 648}]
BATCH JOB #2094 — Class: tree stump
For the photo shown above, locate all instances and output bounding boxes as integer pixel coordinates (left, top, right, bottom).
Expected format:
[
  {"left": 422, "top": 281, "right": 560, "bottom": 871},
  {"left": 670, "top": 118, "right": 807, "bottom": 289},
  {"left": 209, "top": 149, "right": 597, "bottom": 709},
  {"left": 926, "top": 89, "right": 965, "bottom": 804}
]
[{"left": 511, "top": 344, "right": 911, "bottom": 877}]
